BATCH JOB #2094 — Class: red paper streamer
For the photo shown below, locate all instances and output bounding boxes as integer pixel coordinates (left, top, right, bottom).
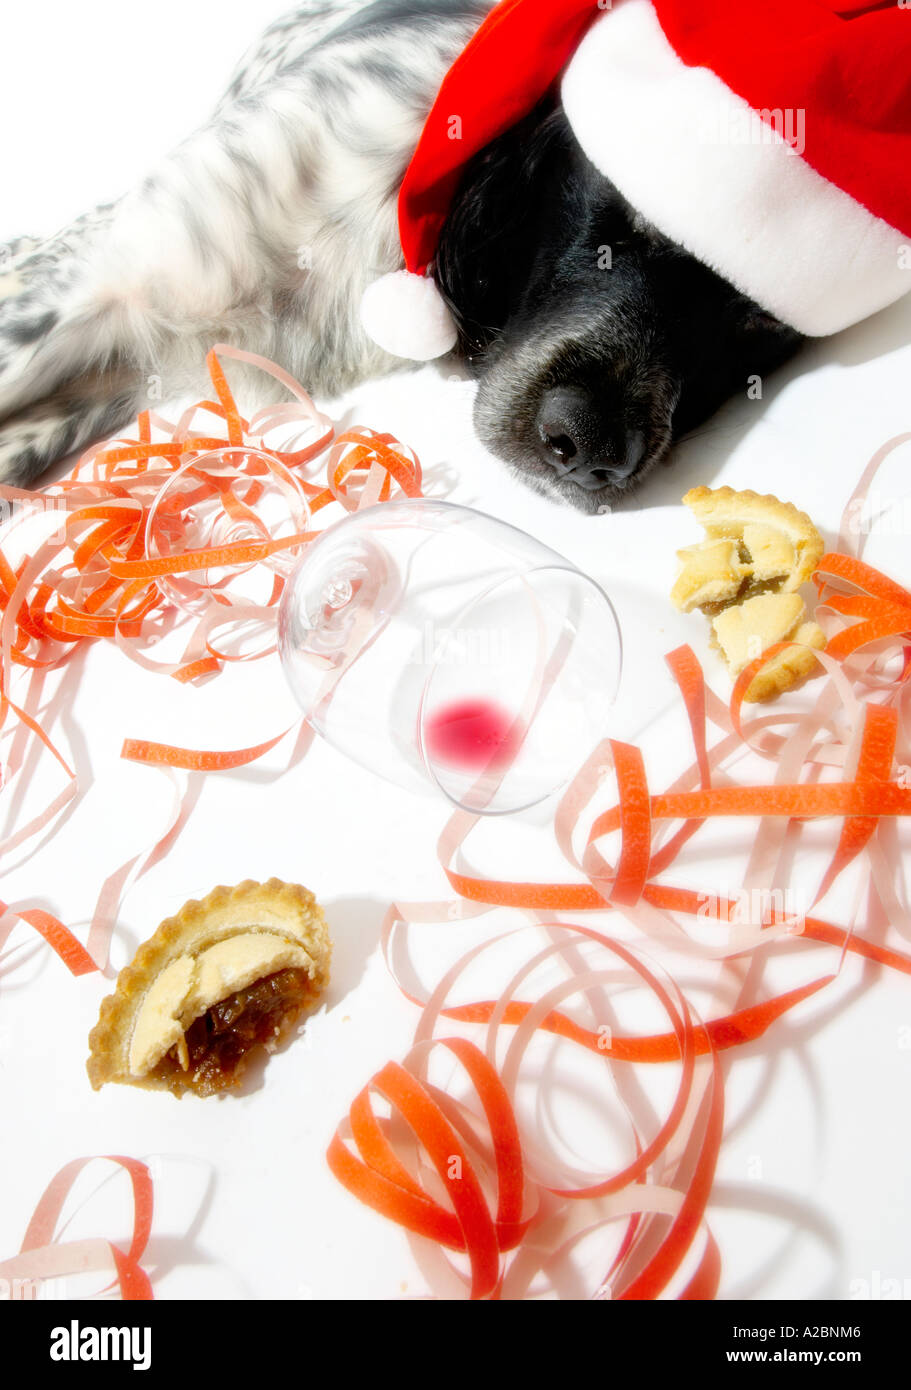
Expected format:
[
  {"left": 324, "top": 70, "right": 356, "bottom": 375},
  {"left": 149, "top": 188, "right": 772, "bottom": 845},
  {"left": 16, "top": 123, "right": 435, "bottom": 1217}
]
[
  {"left": 329, "top": 439, "right": 911, "bottom": 1299},
  {"left": 0, "top": 345, "right": 422, "bottom": 968},
  {"left": 0, "top": 1156, "right": 154, "bottom": 1300}
]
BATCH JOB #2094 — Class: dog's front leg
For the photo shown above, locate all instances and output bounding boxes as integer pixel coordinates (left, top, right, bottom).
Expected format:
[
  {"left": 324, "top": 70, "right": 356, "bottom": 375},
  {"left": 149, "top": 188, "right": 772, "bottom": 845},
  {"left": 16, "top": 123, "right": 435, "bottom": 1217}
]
[
  {"left": 0, "top": 103, "right": 306, "bottom": 486},
  {"left": 0, "top": 202, "right": 143, "bottom": 483}
]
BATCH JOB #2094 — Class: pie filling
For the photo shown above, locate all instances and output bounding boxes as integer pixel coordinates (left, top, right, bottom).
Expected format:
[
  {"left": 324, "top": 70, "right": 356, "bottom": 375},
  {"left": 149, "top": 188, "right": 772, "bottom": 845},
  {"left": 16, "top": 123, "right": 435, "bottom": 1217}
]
[
  {"left": 86, "top": 880, "right": 332, "bottom": 1097},
  {"left": 149, "top": 967, "right": 317, "bottom": 1096},
  {"left": 674, "top": 537, "right": 794, "bottom": 616}
]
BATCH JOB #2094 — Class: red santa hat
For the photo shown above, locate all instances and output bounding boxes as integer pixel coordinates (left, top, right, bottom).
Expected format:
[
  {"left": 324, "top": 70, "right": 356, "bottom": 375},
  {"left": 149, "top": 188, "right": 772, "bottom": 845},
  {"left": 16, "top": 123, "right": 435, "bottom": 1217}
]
[{"left": 360, "top": 0, "right": 911, "bottom": 361}]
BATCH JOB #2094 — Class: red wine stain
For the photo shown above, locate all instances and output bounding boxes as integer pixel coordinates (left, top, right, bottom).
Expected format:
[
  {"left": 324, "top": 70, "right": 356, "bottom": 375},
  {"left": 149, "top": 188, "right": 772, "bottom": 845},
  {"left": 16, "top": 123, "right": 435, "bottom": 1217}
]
[{"left": 424, "top": 699, "right": 518, "bottom": 771}]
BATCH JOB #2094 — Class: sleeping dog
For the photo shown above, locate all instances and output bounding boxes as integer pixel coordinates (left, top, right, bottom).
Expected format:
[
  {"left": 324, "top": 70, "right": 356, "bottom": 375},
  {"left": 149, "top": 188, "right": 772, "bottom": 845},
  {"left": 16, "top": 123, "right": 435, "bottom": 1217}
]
[{"left": 0, "top": 0, "right": 803, "bottom": 513}]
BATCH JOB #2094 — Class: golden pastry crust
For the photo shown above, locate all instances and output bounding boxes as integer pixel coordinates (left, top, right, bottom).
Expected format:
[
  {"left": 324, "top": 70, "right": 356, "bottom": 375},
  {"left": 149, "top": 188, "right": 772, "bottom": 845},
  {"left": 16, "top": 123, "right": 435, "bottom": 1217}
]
[
  {"left": 87, "top": 879, "right": 330, "bottom": 1095},
  {"left": 672, "top": 486, "right": 827, "bottom": 703},
  {"left": 742, "top": 620, "right": 826, "bottom": 703},
  {"left": 670, "top": 539, "right": 747, "bottom": 613},
  {"left": 711, "top": 592, "right": 807, "bottom": 675},
  {"left": 681, "top": 486, "right": 824, "bottom": 590}
]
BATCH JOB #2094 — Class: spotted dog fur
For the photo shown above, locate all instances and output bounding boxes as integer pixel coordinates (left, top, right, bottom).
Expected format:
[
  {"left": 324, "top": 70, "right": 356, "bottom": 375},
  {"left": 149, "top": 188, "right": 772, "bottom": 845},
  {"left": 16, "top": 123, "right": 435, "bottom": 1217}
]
[{"left": 0, "top": 1, "right": 488, "bottom": 486}]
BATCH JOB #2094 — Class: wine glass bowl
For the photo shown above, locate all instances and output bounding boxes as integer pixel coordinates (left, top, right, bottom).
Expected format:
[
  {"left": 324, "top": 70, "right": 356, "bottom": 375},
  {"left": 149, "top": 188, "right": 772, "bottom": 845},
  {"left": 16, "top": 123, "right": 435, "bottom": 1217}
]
[{"left": 279, "top": 499, "right": 621, "bottom": 815}]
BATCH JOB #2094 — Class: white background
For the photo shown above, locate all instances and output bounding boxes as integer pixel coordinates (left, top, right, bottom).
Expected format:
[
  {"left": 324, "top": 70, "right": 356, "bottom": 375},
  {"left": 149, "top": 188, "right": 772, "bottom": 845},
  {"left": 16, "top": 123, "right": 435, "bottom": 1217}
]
[{"left": 1, "top": 1, "right": 911, "bottom": 1301}]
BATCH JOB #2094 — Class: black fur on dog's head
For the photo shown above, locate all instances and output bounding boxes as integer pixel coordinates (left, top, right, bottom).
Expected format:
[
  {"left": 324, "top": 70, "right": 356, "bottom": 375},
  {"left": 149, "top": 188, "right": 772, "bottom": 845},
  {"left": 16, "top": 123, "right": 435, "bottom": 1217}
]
[{"left": 435, "top": 102, "right": 805, "bottom": 513}]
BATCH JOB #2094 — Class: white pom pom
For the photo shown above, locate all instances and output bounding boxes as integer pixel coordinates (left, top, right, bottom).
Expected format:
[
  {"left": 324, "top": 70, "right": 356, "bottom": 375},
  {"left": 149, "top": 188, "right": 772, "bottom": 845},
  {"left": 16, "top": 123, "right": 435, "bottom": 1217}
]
[{"left": 360, "top": 270, "right": 458, "bottom": 361}]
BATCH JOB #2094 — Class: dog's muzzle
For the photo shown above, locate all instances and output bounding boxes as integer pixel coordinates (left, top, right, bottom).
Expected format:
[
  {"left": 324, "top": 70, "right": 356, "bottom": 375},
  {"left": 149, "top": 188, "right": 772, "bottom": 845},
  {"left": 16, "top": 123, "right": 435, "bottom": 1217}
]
[{"left": 535, "top": 385, "right": 647, "bottom": 491}]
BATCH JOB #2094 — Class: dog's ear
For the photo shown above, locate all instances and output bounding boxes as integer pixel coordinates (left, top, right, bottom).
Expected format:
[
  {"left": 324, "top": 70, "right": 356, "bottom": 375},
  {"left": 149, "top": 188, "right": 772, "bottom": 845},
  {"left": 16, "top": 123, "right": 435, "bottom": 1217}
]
[
  {"left": 734, "top": 304, "right": 805, "bottom": 374},
  {"left": 434, "top": 100, "right": 568, "bottom": 355}
]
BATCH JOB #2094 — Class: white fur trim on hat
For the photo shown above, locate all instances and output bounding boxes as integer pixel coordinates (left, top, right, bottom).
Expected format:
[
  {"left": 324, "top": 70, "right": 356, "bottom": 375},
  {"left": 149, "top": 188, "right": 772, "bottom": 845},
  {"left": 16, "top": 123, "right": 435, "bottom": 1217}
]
[
  {"left": 360, "top": 270, "right": 458, "bottom": 361},
  {"left": 561, "top": 0, "right": 910, "bottom": 337}
]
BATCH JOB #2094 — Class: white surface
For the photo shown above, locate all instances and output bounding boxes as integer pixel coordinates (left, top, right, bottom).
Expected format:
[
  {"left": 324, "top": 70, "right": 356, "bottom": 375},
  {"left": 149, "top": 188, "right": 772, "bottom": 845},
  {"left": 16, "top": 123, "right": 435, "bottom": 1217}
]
[{"left": 2, "top": 2, "right": 911, "bottom": 1302}]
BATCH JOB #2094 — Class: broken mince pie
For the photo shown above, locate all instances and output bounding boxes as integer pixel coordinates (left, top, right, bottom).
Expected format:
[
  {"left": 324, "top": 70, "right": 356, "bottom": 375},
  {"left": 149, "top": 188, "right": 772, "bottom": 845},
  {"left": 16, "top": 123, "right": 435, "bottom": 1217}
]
[
  {"left": 87, "top": 879, "right": 330, "bottom": 1097},
  {"left": 671, "top": 486, "right": 826, "bottom": 703}
]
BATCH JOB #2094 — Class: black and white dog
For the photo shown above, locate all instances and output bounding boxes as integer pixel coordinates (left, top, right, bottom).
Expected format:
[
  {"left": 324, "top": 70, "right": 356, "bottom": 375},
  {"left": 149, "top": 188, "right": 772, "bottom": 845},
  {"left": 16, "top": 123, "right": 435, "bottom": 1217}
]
[{"left": 0, "top": 0, "right": 803, "bottom": 513}]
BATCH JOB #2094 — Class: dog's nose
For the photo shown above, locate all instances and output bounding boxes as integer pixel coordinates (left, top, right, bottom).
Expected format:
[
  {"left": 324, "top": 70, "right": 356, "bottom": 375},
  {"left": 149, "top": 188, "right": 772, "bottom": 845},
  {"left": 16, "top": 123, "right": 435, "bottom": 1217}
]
[{"left": 536, "top": 387, "right": 645, "bottom": 489}]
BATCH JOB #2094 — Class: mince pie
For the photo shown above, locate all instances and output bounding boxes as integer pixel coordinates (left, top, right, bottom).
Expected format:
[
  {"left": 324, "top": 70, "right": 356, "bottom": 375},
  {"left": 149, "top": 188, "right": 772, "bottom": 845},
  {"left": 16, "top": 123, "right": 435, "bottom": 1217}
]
[
  {"left": 671, "top": 486, "right": 826, "bottom": 702},
  {"left": 87, "top": 879, "right": 330, "bottom": 1097}
]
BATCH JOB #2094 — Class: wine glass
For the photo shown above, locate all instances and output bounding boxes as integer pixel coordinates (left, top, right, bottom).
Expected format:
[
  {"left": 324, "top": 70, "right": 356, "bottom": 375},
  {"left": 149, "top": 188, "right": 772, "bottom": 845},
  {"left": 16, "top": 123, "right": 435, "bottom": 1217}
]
[{"left": 279, "top": 499, "right": 621, "bottom": 815}]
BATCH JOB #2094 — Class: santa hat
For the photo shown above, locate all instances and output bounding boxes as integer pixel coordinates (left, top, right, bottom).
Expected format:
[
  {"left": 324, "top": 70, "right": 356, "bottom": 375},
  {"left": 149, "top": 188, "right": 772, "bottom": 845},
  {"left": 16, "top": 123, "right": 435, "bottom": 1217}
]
[{"left": 360, "top": 0, "right": 911, "bottom": 360}]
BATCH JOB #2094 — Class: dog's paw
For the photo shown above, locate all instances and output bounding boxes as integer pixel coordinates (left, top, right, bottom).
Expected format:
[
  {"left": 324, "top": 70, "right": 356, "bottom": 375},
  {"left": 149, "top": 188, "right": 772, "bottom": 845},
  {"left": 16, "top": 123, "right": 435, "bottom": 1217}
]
[
  {"left": 0, "top": 411, "right": 67, "bottom": 487},
  {"left": 0, "top": 394, "right": 96, "bottom": 487},
  {"left": 0, "top": 387, "right": 141, "bottom": 489}
]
